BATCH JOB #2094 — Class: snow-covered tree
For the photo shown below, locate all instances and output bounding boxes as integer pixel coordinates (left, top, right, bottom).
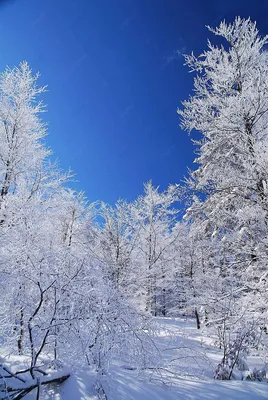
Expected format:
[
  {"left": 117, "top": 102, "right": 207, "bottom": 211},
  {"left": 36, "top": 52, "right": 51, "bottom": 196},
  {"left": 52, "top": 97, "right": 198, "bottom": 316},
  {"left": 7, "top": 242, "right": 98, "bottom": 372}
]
[
  {"left": 129, "top": 181, "right": 181, "bottom": 315},
  {"left": 0, "top": 63, "right": 157, "bottom": 398},
  {"left": 179, "top": 17, "right": 268, "bottom": 372},
  {"left": 0, "top": 63, "right": 50, "bottom": 205},
  {"left": 95, "top": 200, "right": 136, "bottom": 290}
]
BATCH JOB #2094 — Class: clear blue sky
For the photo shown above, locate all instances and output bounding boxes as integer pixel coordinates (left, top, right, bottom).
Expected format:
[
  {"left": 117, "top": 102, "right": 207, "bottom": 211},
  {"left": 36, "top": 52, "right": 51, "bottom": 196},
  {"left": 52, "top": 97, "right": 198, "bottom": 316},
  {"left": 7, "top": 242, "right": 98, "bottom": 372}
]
[{"left": 0, "top": 0, "right": 267, "bottom": 203}]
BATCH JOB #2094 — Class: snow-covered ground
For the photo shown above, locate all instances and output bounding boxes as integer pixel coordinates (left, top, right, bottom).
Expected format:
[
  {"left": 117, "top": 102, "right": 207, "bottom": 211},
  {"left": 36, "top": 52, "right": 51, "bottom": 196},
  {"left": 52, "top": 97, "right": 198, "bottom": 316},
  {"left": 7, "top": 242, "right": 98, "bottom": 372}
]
[{"left": 5, "top": 318, "right": 268, "bottom": 399}]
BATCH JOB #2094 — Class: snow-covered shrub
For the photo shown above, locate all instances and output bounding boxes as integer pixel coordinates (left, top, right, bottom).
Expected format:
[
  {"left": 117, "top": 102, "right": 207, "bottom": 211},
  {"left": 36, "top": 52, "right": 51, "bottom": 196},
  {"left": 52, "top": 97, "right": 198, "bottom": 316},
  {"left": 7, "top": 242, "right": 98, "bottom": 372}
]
[
  {"left": 214, "top": 321, "right": 261, "bottom": 380},
  {"left": 243, "top": 367, "right": 266, "bottom": 381}
]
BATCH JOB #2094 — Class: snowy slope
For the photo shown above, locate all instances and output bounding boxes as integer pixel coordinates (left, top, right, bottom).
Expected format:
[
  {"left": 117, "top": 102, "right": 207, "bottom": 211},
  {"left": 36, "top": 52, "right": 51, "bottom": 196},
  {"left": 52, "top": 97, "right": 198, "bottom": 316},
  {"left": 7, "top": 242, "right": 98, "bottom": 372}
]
[
  {"left": 54, "top": 366, "right": 268, "bottom": 400},
  {"left": 20, "top": 318, "right": 268, "bottom": 399}
]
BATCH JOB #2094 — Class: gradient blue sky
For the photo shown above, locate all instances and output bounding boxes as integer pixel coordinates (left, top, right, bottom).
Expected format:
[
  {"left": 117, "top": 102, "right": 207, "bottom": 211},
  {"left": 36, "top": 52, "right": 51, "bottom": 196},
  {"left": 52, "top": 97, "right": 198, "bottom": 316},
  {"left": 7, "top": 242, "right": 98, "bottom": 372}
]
[{"left": 0, "top": 0, "right": 267, "bottom": 203}]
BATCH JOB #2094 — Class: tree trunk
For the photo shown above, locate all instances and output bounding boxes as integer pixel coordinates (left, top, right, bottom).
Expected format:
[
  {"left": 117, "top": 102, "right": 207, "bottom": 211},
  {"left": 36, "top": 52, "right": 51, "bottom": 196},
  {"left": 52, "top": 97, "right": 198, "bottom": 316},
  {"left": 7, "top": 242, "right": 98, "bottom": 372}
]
[
  {"left": 195, "top": 308, "right": 201, "bottom": 329},
  {"left": 18, "top": 307, "right": 24, "bottom": 355}
]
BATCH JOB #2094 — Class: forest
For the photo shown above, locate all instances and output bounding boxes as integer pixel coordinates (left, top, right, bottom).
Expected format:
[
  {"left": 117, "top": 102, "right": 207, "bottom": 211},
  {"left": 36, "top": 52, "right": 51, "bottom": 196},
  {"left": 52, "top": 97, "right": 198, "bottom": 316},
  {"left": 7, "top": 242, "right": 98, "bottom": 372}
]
[{"left": 0, "top": 17, "right": 267, "bottom": 399}]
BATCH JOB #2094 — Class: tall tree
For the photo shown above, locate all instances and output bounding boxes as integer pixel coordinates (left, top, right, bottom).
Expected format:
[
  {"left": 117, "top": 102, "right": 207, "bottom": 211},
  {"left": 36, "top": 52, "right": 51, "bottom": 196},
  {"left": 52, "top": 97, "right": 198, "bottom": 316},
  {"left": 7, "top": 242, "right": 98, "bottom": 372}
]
[
  {"left": 130, "top": 181, "right": 181, "bottom": 315},
  {"left": 96, "top": 200, "right": 136, "bottom": 290},
  {"left": 179, "top": 17, "right": 268, "bottom": 362}
]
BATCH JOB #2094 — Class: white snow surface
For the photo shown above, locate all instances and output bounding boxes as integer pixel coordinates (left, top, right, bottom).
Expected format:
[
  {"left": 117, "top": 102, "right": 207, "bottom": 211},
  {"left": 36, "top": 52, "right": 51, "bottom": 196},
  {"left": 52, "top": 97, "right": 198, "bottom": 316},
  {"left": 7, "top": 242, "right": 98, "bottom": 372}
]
[{"left": 9, "top": 318, "right": 268, "bottom": 399}]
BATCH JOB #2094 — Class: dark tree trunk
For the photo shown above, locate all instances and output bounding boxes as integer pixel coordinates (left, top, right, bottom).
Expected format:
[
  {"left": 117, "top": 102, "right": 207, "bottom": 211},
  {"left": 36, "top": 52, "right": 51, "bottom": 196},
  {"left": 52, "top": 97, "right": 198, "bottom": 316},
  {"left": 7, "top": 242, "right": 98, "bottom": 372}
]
[
  {"left": 195, "top": 308, "right": 201, "bottom": 329},
  {"left": 18, "top": 307, "right": 24, "bottom": 354}
]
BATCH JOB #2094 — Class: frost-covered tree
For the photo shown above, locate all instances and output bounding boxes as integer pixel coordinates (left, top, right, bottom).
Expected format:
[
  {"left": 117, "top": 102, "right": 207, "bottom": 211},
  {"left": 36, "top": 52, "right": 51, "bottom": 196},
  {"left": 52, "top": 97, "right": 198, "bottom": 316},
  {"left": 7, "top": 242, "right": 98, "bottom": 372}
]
[
  {"left": 95, "top": 200, "right": 136, "bottom": 290},
  {"left": 179, "top": 17, "right": 268, "bottom": 374},
  {"left": 0, "top": 63, "right": 50, "bottom": 205},
  {"left": 0, "top": 63, "right": 156, "bottom": 398},
  {"left": 129, "top": 181, "right": 181, "bottom": 315}
]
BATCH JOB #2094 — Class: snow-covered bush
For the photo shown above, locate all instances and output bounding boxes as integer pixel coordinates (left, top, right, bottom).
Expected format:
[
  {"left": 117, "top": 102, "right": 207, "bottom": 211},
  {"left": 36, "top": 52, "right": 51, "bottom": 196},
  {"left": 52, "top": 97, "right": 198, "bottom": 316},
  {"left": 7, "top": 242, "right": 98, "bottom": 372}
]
[{"left": 214, "top": 321, "right": 262, "bottom": 380}]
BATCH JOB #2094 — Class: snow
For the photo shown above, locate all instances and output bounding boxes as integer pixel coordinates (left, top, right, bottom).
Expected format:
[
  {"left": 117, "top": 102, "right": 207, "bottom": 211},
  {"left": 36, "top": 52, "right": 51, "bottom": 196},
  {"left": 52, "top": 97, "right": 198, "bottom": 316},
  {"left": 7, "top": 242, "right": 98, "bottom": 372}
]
[
  {"left": 104, "top": 370, "right": 268, "bottom": 400},
  {"left": 22, "top": 317, "right": 268, "bottom": 399}
]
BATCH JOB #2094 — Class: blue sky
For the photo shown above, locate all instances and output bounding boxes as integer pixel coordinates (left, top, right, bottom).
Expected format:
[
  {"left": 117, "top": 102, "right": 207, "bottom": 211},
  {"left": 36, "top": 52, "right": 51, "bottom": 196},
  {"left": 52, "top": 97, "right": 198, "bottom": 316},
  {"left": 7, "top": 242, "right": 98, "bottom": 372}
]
[{"left": 0, "top": 0, "right": 267, "bottom": 203}]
